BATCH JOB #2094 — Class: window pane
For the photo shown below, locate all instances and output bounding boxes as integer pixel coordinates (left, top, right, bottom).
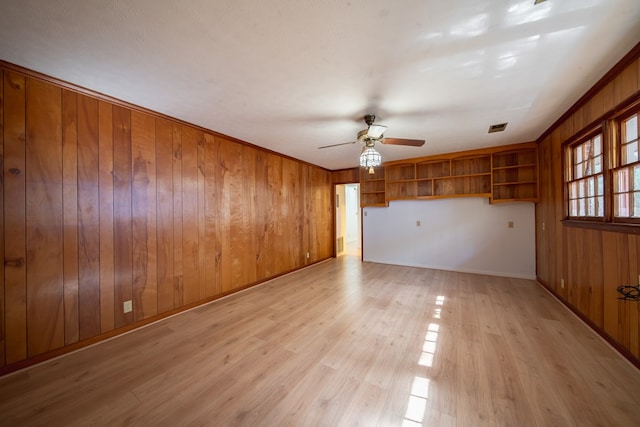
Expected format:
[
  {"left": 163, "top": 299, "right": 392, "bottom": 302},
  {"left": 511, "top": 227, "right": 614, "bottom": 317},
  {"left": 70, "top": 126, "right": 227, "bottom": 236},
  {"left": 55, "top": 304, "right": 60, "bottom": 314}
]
[
  {"left": 625, "top": 115, "right": 638, "bottom": 143},
  {"left": 615, "top": 193, "right": 629, "bottom": 217},
  {"left": 597, "top": 196, "right": 604, "bottom": 217},
  {"left": 634, "top": 192, "right": 640, "bottom": 218},
  {"left": 594, "top": 136, "right": 602, "bottom": 155},
  {"left": 575, "top": 146, "right": 582, "bottom": 164},
  {"left": 579, "top": 198, "right": 586, "bottom": 216},
  {"left": 587, "top": 177, "right": 595, "bottom": 197},
  {"left": 568, "top": 181, "right": 576, "bottom": 199},
  {"left": 624, "top": 143, "right": 639, "bottom": 165},
  {"left": 570, "top": 199, "right": 578, "bottom": 216},
  {"left": 597, "top": 175, "right": 604, "bottom": 195},
  {"left": 615, "top": 169, "right": 629, "bottom": 193},
  {"left": 574, "top": 163, "right": 583, "bottom": 179},
  {"left": 578, "top": 180, "right": 586, "bottom": 197},
  {"left": 594, "top": 154, "right": 602, "bottom": 174},
  {"left": 635, "top": 165, "right": 640, "bottom": 190},
  {"left": 587, "top": 197, "right": 595, "bottom": 216}
]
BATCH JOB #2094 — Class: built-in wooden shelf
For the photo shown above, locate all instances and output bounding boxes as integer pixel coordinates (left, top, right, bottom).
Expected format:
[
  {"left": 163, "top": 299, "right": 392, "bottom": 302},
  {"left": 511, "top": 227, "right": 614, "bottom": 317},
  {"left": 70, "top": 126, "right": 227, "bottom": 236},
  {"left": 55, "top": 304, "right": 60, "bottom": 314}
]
[{"left": 359, "top": 142, "right": 538, "bottom": 207}]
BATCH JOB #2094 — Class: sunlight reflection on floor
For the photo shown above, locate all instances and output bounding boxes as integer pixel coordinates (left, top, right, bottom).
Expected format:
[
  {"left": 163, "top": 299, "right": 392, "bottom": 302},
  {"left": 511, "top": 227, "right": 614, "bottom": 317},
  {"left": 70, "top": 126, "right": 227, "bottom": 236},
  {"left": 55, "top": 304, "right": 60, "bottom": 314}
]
[{"left": 404, "top": 295, "right": 445, "bottom": 425}]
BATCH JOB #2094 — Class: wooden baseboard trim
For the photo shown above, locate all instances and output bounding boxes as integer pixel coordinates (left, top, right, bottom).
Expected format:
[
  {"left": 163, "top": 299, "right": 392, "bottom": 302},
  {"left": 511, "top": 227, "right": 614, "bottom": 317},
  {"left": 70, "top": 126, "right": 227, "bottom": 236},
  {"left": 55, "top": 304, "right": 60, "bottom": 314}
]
[
  {"left": 536, "top": 277, "right": 640, "bottom": 370},
  {"left": 0, "top": 258, "right": 333, "bottom": 378}
]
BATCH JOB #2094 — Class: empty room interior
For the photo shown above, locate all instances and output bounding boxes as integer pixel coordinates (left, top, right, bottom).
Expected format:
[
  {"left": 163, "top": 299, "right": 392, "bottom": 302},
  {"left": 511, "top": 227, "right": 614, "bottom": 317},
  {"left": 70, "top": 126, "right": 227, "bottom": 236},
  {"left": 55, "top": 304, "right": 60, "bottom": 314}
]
[{"left": 1, "top": 1, "right": 640, "bottom": 426}]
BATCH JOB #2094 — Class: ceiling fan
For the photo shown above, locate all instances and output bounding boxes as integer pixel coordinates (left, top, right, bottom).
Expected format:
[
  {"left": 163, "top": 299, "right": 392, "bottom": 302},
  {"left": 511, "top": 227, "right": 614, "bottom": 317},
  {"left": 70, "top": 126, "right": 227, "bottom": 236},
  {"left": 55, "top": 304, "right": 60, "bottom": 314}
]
[{"left": 318, "top": 114, "right": 425, "bottom": 173}]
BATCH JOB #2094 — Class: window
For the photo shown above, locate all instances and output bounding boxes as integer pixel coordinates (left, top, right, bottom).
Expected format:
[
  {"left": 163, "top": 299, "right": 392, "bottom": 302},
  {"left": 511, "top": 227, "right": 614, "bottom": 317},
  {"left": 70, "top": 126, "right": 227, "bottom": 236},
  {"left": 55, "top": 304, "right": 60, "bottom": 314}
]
[
  {"left": 613, "top": 113, "right": 640, "bottom": 219},
  {"left": 562, "top": 96, "right": 640, "bottom": 230},
  {"left": 565, "top": 132, "right": 605, "bottom": 219}
]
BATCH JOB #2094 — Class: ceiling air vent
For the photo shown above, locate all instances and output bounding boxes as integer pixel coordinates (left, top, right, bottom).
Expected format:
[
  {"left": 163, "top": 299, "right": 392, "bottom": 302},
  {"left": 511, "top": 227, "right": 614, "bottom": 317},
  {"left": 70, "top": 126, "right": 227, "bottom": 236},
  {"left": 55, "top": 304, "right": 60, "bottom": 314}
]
[{"left": 488, "top": 123, "right": 508, "bottom": 133}]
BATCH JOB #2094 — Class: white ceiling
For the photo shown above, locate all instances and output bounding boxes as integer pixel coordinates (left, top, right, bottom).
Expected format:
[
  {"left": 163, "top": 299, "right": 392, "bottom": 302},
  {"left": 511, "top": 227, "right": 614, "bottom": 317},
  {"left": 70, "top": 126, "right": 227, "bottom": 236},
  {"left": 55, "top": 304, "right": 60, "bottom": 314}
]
[{"left": 1, "top": 0, "right": 639, "bottom": 170}]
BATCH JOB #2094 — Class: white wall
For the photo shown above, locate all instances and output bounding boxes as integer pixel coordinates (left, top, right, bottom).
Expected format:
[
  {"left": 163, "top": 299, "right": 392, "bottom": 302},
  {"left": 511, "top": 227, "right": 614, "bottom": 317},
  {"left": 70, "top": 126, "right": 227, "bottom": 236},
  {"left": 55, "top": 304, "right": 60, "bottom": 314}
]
[
  {"left": 336, "top": 185, "right": 347, "bottom": 256},
  {"left": 363, "top": 198, "right": 536, "bottom": 279}
]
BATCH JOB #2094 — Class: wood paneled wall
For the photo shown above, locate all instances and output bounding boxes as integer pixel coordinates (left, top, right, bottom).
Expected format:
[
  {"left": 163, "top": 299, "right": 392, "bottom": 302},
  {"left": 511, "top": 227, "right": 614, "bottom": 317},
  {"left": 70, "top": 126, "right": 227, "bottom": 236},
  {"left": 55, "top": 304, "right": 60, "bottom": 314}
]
[
  {"left": 536, "top": 47, "right": 640, "bottom": 364},
  {"left": 0, "top": 66, "right": 333, "bottom": 373}
]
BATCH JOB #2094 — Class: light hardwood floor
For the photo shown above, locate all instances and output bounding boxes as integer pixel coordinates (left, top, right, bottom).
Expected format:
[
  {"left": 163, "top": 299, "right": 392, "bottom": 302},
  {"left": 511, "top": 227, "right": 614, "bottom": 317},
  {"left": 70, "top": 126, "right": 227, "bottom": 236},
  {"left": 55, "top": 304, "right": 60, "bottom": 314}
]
[{"left": 1, "top": 256, "right": 639, "bottom": 426}]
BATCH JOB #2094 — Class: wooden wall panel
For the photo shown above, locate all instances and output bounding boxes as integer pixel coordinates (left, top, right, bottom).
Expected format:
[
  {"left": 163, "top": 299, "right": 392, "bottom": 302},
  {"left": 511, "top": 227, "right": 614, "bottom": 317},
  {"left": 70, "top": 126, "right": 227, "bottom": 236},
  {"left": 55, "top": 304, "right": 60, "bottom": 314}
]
[
  {"left": 0, "top": 64, "right": 334, "bottom": 374},
  {"left": 180, "top": 126, "right": 199, "bottom": 304},
  {"left": 0, "top": 70, "right": 4, "bottom": 366},
  {"left": 536, "top": 50, "right": 640, "bottom": 363},
  {"left": 131, "top": 111, "right": 158, "bottom": 321},
  {"left": 98, "top": 101, "right": 115, "bottom": 333},
  {"left": 332, "top": 168, "right": 358, "bottom": 184},
  {"left": 172, "top": 124, "right": 184, "bottom": 307},
  {"left": 196, "top": 131, "right": 206, "bottom": 299},
  {"left": 62, "top": 90, "right": 79, "bottom": 345},
  {"left": 155, "top": 118, "right": 175, "bottom": 313},
  {"left": 3, "top": 71, "right": 27, "bottom": 364},
  {"left": 25, "top": 78, "right": 64, "bottom": 356},
  {"left": 113, "top": 106, "right": 133, "bottom": 328},
  {"left": 203, "top": 133, "right": 218, "bottom": 296},
  {"left": 77, "top": 94, "right": 101, "bottom": 340}
]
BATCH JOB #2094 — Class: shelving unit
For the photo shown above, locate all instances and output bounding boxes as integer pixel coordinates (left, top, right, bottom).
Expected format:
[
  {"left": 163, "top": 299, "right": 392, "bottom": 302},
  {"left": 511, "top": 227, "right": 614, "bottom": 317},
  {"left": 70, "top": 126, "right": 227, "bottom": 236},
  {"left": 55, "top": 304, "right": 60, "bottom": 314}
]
[
  {"left": 358, "top": 142, "right": 538, "bottom": 207},
  {"left": 491, "top": 147, "right": 538, "bottom": 203},
  {"left": 359, "top": 166, "right": 387, "bottom": 207}
]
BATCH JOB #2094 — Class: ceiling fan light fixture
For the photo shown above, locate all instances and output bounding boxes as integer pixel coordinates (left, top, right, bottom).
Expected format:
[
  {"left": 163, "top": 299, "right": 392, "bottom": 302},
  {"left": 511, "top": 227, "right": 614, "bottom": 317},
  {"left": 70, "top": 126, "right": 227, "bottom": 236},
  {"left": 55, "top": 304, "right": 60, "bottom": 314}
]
[
  {"left": 367, "top": 124, "right": 387, "bottom": 139},
  {"left": 360, "top": 146, "right": 382, "bottom": 174}
]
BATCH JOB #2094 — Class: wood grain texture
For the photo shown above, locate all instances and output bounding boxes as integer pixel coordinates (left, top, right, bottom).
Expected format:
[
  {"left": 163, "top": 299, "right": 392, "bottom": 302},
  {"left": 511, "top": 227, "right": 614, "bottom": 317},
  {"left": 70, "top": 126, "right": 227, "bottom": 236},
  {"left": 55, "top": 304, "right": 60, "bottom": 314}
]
[
  {"left": 155, "top": 118, "right": 175, "bottom": 313},
  {"left": 62, "top": 89, "right": 79, "bottom": 345},
  {"left": 1, "top": 258, "right": 639, "bottom": 426},
  {"left": 25, "top": 77, "right": 64, "bottom": 356},
  {"left": 113, "top": 106, "right": 133, "bottom": 328},
  {"left": 98, "top": 101, "right": 115, "bottom": 333},
  {"left": 171, "top": 124, "right": 184, "bottom": 307},
  {"left": 0, "top": 70, "right": 4, "bottom": 366},
  {"left": 77, "top": 94, "right": 101, "bottom": 340},
  {"left": 180, "top": 125, "right": 199, "bottom": 304},
  {"left": 536, "top": 50, "right": 640, "bottom": 363},
  {"left": 131, "top": 111, "right": 158, "bottom": 321},
  {"left": 0, "top": 65, "right": 334, "bottom": 373},
  {"left": 3, "top": 71, "right": 27, "bottom": 364}
]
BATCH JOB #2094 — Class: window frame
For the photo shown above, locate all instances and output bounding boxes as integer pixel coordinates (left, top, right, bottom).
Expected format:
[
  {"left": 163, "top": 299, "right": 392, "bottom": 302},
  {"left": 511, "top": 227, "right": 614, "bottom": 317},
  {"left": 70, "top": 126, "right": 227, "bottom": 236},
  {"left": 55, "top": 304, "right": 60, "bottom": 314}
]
[
  {"left": 562, "top": 94, "right": 640, "bottom": 234},
  {"left": 611, "top": 107, "right": 640, "bottom": 223},
  {"left": 562, "top": 125, "right": 607, "bottom": 222}
]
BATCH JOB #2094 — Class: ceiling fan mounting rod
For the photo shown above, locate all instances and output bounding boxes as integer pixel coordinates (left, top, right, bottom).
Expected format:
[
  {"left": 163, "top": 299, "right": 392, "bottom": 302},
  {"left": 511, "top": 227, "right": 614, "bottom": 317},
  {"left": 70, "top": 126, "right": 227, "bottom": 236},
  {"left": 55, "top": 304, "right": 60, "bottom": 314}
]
[{"left": 364, "top": 114, "right": 376, "bottom": 126}]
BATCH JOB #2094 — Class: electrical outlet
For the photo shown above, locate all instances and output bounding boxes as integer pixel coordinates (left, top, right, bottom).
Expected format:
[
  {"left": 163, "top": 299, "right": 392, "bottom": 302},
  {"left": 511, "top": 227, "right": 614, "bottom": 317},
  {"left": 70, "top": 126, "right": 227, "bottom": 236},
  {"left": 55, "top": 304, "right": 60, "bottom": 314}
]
[
  {"left": 123, "top": 300, "right": 132, "bottom": 313},
  {"left": 306, "top": 252, "right": 310, "bottom": 259},
  {"left": 560, "top": 279, "right": 565, "bottom": 289},
  {"left": 416, "top": 220, "right": 421, "bottom": 227},
  {"left": 508, "top": 221, "right": 514, "bottom": 228},
  {"left": 542, "top": 222, "right": 545, "bottom": 231}
]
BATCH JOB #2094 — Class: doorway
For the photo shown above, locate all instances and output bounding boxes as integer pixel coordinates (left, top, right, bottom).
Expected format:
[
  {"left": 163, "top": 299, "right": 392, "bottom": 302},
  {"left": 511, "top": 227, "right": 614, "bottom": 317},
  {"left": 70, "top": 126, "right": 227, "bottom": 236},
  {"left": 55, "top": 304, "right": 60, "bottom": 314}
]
[{"left": 335, "top": 183, "right": 361, "bottom": 257}]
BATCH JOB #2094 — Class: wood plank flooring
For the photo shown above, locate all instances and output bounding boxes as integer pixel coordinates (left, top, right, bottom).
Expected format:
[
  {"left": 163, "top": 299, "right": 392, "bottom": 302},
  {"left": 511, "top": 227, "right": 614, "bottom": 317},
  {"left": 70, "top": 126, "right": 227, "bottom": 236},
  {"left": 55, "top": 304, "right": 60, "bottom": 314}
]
[{"left": 1, "top": 256, "right": 639, "bottom": 426}]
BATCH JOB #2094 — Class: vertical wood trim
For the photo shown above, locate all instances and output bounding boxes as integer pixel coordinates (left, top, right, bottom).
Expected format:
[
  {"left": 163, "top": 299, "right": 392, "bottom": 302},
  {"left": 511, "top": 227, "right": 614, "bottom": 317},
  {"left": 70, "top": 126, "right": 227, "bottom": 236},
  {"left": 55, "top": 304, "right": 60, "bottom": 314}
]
[
  {"left": 203, "top": 133, "right": 217, "bottom": 297},
  {"left": 228, "top": 141, "right": 244, "bottom": 289},
  {"left": 3, "top": 71, "right": 27, "bottom": 363},
  {"left": 113, "top": 106, "right": 133, "bottom": 328},
  {"left": 180, "top": 126, "right": 198, "bottom": 304},
  {"left": 25, "top": 77, "right": 64, "bottom": 356},
  {"left": 0, "top": 69, "right": 4, "bottom": 366},
  {"left": 98, "top": 101, "right": 115, "bottom": 333},
  {"left": 243, "top": 145, "right": 257, "bottom": 285},
  {"left": 172, "top": 124, "right": 183, "bottom": 307},
  {"left": 77, "top": 94, "right": 101, "bottom": 340},
  {"left": 155, "top": 118, "right": 175, "bottom": 313},
  {"left": 215, "top": 138, "right": 232, "bottom": 293},
  {"left": 131, "top": 111, "right": 158, "bottom": 321},
  {"left": 196, "top": 131, "right": 206, "bottom": 299},
  {"left": 61, "top": 89, "right": 79, "bottom": 345}
]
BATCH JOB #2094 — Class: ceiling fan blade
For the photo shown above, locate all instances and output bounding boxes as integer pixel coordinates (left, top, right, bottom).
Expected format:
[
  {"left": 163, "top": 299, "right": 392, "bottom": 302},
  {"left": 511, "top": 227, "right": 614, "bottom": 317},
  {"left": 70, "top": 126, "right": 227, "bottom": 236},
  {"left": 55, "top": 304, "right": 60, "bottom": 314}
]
[
  {"left": 382, "top": 138, "right": 425, "bottom": 147},
  {"left": 317, "top": 141, "right": 357, "bottom": 149}
]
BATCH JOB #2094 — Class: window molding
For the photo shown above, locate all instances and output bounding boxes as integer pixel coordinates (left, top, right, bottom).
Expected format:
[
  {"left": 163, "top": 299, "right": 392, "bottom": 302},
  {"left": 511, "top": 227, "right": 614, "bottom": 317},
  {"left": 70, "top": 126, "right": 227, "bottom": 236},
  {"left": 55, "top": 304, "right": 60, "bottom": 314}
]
[{"left": 561, "top": 93, "right": 640, "bottom": 232}]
